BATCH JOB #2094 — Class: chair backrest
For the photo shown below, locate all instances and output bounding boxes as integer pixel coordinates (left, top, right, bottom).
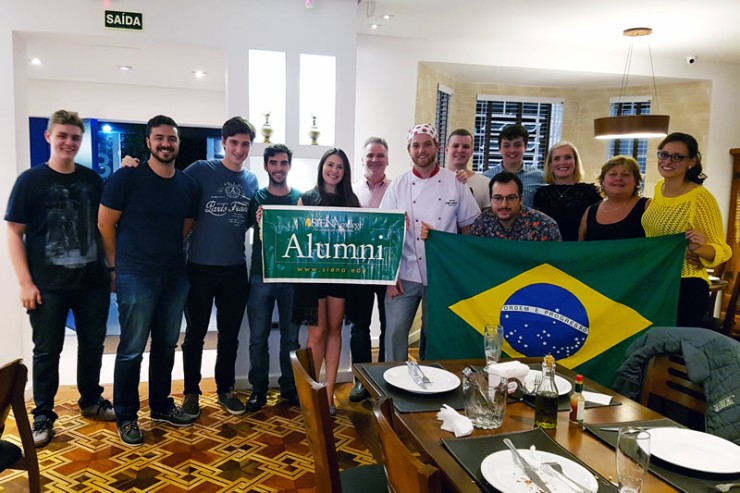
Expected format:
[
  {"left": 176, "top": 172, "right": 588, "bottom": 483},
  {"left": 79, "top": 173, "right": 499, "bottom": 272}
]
[
  {"left": 290, "top": 348, "right": 341, "bottom": 492},
  {"left": 373, "top": 397, "right": 441, "bottom": 493},
  {"left": 641, "top": 353, "right": 708, "bottom": 429},
  {"left": 722, "top": 261, "right": 740, "bottom": 337},
  {"left": 0, "top": 359, "right": 40, "bottom": 492}
]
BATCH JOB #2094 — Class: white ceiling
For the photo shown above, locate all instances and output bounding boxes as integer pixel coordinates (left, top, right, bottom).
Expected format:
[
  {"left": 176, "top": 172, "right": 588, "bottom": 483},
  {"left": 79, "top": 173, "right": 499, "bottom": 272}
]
[{"left": 23, "top": 1, "right": 740, "bottom": 90}]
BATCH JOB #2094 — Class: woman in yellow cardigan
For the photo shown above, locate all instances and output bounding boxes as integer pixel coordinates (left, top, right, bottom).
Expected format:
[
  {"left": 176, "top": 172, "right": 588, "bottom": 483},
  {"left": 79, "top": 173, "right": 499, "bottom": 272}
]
[{"left": 642, "top": 132, "right": 732, "bottom": 327}]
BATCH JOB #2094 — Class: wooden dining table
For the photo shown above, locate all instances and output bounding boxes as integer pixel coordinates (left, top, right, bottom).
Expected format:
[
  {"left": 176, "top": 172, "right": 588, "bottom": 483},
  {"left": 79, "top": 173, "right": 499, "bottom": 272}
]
[{"left": 354, "top": 358, "right": 679, "bottom": 493}]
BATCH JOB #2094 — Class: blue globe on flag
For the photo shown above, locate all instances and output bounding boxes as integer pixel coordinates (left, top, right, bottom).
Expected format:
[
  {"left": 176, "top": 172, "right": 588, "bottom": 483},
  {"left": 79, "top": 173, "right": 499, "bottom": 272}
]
[{"left": 501, "top": 283, "right": 589, "bottom": 358}]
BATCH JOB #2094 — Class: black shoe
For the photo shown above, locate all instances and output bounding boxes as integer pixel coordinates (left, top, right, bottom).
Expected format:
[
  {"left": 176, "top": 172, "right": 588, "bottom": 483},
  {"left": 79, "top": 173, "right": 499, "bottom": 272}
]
[
  {"left": 245, "top": 392, "right": 267, "bottom": 413},
  {"left": 151, "top": 406, "right": 196, "bottom": 427},
  {"left": 349, "top": 382, "right": 370, "bottom": 402},
  {"left": 117, "top": 420, "right": 144, "bottom": 447},
  {"left": 280, "top": 390, "right": 300, "bottom": 407},
  {"left": 32, "top": 417, "right": 54, "bottom": 447}
]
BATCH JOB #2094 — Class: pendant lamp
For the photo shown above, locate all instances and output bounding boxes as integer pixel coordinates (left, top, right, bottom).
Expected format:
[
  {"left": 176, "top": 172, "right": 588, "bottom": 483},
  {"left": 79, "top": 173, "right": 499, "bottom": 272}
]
[{"left": 594, "top": 28, "right": 670, "bottom": 140}]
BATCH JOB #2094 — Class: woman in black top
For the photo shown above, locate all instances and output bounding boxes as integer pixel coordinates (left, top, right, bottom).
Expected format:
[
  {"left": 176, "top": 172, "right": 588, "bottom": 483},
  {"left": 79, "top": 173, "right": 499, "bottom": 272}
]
[
  {"left": 533, "top": 141, "right": 601, "bottom": 241},
  {"left": 293, "top": 148, "right": 360, "bottom": 415},
  {"left": 578, "top": 155, "right": 650, "bottom": 241}
]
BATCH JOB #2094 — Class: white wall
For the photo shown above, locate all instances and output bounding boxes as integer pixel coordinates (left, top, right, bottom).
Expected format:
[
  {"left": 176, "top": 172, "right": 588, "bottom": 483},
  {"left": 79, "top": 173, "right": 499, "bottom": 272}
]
[
  {"left": 1, "top": 0, "right": 358, "bottom": 378},
  {"left": 27, "top": 80, "right": 227, "bottom": 127},
  {"left": 354, "top": 34, "right": 740, "bottom": 225}
]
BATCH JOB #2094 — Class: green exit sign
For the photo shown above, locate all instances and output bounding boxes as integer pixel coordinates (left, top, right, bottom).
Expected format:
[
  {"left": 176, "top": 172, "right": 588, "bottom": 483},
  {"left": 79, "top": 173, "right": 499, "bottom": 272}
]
[{"left": 105, "top": 10, "right": 143, "bottom": 31}]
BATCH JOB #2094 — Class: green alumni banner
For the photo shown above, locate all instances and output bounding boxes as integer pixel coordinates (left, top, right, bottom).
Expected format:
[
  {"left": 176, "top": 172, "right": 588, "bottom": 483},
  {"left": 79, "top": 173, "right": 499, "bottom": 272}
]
[
  {"left": 262, "top": 206, "right": 405, "bottom": 285},
  {"left": 425, "top": 232, "right": 685, "bottom": 387}
]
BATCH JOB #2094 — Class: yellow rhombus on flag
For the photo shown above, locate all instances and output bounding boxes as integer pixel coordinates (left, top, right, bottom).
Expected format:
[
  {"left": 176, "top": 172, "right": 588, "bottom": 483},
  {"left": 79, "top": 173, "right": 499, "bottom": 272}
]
[{"left": 449, "top": 263, "right": 652, "bottom": 368}]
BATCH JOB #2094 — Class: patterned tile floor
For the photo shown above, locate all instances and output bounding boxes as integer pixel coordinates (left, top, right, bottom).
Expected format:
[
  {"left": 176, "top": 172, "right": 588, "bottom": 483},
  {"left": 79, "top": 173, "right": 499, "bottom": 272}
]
[{"left": 0, "top": 387, "right": 378, "bottom": 492}]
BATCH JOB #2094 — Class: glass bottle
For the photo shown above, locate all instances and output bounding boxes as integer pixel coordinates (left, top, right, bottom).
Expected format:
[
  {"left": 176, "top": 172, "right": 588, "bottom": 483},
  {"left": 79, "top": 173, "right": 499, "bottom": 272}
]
[
  {"left": 534, "top": 354, "right": 559, "bottom": 429},
  {"left": 569, "top": 374, "right": 586, "bottom": 424}
]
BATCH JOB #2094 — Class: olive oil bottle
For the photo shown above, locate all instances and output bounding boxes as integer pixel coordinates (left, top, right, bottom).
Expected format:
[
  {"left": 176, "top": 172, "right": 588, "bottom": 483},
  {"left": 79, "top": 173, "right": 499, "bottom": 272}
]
[{"left": 534, "top": 354, "right": 559, "bottom": 429}]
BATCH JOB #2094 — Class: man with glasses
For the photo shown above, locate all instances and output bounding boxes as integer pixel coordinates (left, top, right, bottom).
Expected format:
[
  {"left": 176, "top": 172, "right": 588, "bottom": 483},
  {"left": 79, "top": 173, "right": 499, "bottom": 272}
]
[{"left": 471, "top": 171, "right": 561, "bottom": 241}]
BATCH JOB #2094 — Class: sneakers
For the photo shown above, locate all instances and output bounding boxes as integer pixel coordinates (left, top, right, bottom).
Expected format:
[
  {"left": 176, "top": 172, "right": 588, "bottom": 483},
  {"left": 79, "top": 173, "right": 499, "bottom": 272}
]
[
  {"left": 150, "top": 406, "right": 197, "bottom": 427},
  {"left": 118, "top": 420, "right": 144, "bottom": 446},
  {"left": 32, "top": 417, "right": 54, "bottom": 447},
  {"left": 218, "top": 391, "right": 246, "bottom": 416},
  {"left": 280, "top": 390, "right": 300, "bottom": 407},
  {"left": 349, "top": 382, "right": 370, "bottom": 402},
  {"left": 181, "top": 393, "right": 201, "bottom": 418},
  {"left": 80, "top": 397, "right": 116, "bottom": 421},
  {"left": 245, "top": 392, "right": 267, "bottom": 413}
]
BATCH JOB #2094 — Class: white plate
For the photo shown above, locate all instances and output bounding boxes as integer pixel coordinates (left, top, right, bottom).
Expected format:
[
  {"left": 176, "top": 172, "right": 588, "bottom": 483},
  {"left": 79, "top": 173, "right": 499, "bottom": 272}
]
[
  {"left": 523, "top": 370, "right": 573, "bottom": 395},
  {"left": 647, "top": 427, "right": 740, "bottom": 474},
  {"left": 382, "top": 365, "right": 461, "bottom": 394},
  {"left": 481, "top": 449, "right": 598, "bottom": 493}
]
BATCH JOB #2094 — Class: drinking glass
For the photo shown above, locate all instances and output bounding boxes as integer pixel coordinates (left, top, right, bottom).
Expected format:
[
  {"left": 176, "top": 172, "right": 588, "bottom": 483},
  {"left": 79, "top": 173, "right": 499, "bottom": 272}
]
[
  {"left": 616, "top": 427, "right": 651, "bottom": 493},
  {"left": 463, "top": 372, "right": 506, "bottom": 429},
  {"left": 484, "top": 324, "right": 504, "bottom": 369}
]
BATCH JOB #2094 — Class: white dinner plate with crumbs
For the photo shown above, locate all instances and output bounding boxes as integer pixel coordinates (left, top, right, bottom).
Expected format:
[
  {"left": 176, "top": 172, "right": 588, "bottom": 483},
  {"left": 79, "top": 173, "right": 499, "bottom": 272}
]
[
  {"left": 481, "top": 449, "right": 598, "bottom": 493},
  {"left": 523, "top": 370, "right": 573, "bottom": 395},
  {"left": 383, "top": 365, "right": 460, "bottom": 394},
  {"left": 647, "top": 427, "right": 740, "bottom": 474}
]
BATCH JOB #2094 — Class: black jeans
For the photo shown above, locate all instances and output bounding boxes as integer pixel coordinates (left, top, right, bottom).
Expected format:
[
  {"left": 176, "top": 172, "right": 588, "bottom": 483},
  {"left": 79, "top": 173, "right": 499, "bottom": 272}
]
[
  {"left": 182, "top": 263, "right": 249, "bottom": 395},
  {"left": 677, "top": 277, "right": 710, "bottom": 327},
  {"left": 349, "top": 284, "right": 387, "bottom": 364},
  {"left": 30, "top": 287, "right": 110, "bottom": 421}
]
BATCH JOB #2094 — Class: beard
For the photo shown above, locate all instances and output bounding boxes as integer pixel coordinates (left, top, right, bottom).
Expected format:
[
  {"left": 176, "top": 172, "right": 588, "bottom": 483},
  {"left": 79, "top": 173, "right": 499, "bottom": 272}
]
[
  {"left": 151, "top": 146, "right": 178, "bottom": 165},
  {"left": 412, "top": 154, "right": 436, "bottom": 168}
]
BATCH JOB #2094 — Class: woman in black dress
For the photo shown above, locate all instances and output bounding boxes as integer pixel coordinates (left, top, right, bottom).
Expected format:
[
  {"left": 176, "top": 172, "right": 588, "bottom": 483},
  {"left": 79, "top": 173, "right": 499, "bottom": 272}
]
[
  {"left": 578, "top": 155, "right": 650, "bottom": 241},
  {"left": 533, "top": 141, "right": 601, "bottom": 241},
  {"left": 294, "top": 148, "right": 360, "bottom": 414}
]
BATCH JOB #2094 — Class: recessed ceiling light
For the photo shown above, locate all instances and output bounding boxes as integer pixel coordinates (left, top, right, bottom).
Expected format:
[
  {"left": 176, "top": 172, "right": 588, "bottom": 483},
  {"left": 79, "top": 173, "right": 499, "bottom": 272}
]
[
  {"left": 29, "top": 57, "right": 42, "bottom": 66},
  {"left": 118, "top": 65, "right": 133, "bottom": 71},
  {"left": 193, "top": 70, "right": 207, "bottom": 78},
  {"left": 370, "top": 23, "right": 382, "bottom": 30},
  {"left": 381, "top": 14, "right": 394, "bottom": 20}
]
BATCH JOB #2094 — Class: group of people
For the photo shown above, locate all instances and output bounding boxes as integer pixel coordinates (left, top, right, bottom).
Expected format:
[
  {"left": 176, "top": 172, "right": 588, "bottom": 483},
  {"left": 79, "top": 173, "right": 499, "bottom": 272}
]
[{"left": 6, "top": 110, "right": 731, "bottom": 448}]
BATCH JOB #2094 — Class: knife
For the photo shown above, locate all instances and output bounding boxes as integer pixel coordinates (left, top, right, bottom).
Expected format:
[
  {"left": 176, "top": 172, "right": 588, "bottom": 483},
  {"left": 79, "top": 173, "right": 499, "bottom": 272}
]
[
  {"left": 503, "top": 438, "right": 553, "bottom": 493},
  {"left": 406, "top": 361, "right": 428, "bottom": 388}
]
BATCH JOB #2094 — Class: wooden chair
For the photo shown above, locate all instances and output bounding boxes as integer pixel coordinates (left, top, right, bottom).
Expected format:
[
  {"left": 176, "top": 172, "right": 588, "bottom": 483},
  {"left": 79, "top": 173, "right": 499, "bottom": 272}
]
[
  {"left": 640, "top": 353, "right": 707, "bottom": 431},
  {"left": 373, "top": 397, "right": 441, "bottom": 493},
  {"left": 289, "top": 348, "right": 386, "bottom": 493},
  {"left": 0, "top": 359, "right": 40, "bottom": 492},
  {"left": 721, "top": 265, "right": 740, "bottom": 338}
]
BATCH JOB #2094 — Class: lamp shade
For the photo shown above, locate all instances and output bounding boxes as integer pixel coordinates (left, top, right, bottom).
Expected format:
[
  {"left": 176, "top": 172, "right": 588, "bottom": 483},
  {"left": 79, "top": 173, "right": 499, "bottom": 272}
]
[{"left": 594, "top": 114, "right": 670, "bottom": 140}]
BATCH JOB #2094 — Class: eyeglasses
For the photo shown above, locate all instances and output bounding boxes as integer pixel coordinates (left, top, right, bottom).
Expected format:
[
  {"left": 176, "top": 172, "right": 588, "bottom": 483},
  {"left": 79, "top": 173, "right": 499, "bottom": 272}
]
[
  {"left": 656, "top": 151, "right": 689, "bottom": 163},
  {"left": 491, "top": 194, "right": 520, "bottom": 204}
]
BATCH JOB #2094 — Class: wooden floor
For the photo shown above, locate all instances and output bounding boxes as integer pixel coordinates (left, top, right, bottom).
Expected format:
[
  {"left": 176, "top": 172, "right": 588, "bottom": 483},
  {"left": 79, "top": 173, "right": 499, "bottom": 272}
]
[{"left": 0, "top": 348, "right": 421, "bottom": 492}]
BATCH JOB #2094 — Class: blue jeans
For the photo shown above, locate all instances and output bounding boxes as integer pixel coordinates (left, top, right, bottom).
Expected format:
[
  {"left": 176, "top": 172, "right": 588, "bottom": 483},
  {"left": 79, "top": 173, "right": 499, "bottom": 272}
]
[
  {"left": 246, "top": 276, "right": 300, "bottom": 395},
  {"left": 383, "top": 279, "right": 428, "bottom": 362},
  {"left": 30, "top": 287, "right": 110, "bottom": 421},
  {"left": 113, "top": 271, "right": 189, "bottom": 424},
  {"left": 182, "top": 263, "right": 249, "bottom": 395}
]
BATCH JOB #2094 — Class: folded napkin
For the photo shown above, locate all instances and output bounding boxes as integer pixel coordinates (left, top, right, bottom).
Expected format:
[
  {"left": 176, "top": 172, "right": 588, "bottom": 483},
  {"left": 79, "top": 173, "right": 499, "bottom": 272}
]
[
  {"left": 437, "top": 404, "right": 474, "bottom": 437},
  {"left": 582, "top": 390, "right": 613, "bottom": 405},
  {"left": 487, "top": 361, "right": 531, "bottom": 388}
]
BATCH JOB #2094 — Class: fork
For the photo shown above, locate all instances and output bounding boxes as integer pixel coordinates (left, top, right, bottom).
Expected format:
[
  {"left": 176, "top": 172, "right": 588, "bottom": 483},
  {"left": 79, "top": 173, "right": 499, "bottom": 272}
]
[
  {"left": 526, "top": 374, "right": 542, "bottom": 394},
  {"left": 541, "top": 462, "right": 593, "bottom": 493},
  {"left": 714, "top": 484, "right": 740, "bottom": 492}
]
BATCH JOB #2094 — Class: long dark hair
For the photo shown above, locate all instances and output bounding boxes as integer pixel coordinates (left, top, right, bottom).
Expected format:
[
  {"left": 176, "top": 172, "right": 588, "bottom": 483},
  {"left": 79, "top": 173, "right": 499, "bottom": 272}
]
[
  {"left": 658, "top": 132, "right": 706, "bottom": 184},
  {"left": 315, "top": 148, "right": 360, "bottom": 206}
]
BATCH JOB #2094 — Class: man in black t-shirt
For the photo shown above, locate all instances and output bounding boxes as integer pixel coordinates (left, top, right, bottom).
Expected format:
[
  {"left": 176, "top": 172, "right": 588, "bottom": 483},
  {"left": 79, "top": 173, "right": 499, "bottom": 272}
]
[{"left": 5, "top": 110, "right": 115, "bottom": 448}]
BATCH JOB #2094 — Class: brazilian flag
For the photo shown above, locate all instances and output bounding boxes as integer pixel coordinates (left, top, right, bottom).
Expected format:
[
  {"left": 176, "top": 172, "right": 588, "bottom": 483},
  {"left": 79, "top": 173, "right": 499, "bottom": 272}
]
[{"left": 425, "top": 232, "right": 685, "bottom": 387}]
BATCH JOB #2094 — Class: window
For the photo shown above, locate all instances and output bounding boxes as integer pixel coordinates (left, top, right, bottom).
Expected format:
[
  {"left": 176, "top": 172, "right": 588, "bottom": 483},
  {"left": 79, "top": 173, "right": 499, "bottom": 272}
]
[
  {"left": 435, "top": 85, "right": 452, "bottom": 166},
  {"left": 606, "top": 98, "right": 651, "bottom": 177},
  {"left": 472, "top": 97, "right": 563, "bottom": 173}
]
